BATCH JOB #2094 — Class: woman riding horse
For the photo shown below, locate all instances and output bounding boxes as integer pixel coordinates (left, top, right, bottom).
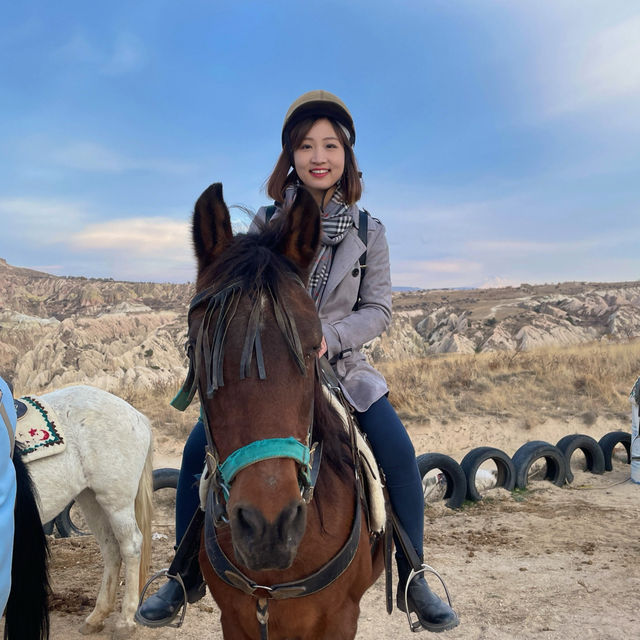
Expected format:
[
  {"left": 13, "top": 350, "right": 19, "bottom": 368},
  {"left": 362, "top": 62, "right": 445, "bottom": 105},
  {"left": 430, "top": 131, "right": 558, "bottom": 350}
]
[{"left": 136, "top": 91, "right": 459, "bottom": 634}]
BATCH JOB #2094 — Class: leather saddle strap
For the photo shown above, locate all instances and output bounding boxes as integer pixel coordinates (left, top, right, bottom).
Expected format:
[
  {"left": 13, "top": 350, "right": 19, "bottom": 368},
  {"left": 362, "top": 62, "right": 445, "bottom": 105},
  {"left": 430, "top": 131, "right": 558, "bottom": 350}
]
[
  {"left": 168, "top": 506, "right": 206, "bottom": 578},
  {"left": 389, "top": 509, "right": 422, "bottom": 571},
  {"left": 384, "top": 509, "right": 394, "bottom": 614}
]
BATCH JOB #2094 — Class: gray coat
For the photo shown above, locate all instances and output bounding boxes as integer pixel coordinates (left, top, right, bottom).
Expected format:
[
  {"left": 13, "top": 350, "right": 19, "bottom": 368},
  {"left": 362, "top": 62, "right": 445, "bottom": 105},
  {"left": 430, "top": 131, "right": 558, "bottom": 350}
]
[{"left": 253, "top": 205, "right": 392, "bottom": 412}]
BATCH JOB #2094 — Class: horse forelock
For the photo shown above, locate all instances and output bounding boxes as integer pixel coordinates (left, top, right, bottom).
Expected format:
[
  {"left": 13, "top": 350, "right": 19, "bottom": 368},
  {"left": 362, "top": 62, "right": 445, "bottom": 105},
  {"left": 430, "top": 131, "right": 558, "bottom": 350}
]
[{"left": 196, "top": 223, "right": 304, "bottom": 297}]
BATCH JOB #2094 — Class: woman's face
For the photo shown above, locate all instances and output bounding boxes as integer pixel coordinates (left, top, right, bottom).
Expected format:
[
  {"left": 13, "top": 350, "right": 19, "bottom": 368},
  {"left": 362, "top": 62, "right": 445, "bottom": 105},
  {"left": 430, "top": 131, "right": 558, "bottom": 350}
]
[{"left": 293, "top": 118, "right": 345, "bottom": 207}]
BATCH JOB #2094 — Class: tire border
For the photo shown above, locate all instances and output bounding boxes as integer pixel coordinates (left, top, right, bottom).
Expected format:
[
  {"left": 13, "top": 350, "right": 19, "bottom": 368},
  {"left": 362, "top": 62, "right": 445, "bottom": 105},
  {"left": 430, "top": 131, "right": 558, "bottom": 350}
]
[
  {"left": 152, "top": 467, "right": 180, "bottom": 491},
  {"left": 598, "top": 431, "right": 631, "bottom": 471},
  {"left": 555, "top": 434, "right": 605, "bottom": 483},
  {"left": 416, "top": 452, "right": 466, "bottom": 509},
  {"left": 54, "top": 501, "right": 89, "bottom": 538},
  {"left": 459, "top": 446, "right": 516, "bottom": 501},
  {"left": 512, "top": 440, "right": 567, "bottom": 489}
]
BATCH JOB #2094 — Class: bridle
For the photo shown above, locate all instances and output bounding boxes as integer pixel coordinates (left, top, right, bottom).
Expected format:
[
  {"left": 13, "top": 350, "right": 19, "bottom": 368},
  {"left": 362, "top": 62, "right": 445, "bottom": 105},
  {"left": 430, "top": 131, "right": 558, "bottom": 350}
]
[{"left": 173, "top": 273, "right": 365, "bottom": 639}]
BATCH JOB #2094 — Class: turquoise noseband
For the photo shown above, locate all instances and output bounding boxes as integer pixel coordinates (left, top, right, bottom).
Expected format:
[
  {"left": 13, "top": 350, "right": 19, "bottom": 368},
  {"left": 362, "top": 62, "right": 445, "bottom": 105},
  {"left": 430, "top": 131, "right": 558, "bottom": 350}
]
[{"left": 218, "top": 437, "right": 312, "bottom": 498}]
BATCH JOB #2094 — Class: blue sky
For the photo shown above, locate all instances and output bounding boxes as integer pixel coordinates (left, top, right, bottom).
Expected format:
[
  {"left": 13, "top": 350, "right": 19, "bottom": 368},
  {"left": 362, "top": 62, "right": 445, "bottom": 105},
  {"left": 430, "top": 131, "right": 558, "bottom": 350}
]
[{"left": 1, "top": 1, "right": 638, "bottom": 289}]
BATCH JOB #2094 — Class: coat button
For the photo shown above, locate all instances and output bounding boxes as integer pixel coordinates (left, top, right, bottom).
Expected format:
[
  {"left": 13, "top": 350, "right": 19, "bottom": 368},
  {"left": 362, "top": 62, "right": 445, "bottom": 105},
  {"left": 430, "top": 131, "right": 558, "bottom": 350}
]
[{"left": 352, "top": 268, "right": 360, "bottom": 277}]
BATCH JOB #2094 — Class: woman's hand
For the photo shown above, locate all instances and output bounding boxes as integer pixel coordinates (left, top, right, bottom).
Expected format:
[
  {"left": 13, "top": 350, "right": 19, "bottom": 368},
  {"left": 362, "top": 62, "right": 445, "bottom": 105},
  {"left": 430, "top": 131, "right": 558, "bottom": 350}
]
[{"left": 318, "top": 336, "right": 327, "bottom": 358}]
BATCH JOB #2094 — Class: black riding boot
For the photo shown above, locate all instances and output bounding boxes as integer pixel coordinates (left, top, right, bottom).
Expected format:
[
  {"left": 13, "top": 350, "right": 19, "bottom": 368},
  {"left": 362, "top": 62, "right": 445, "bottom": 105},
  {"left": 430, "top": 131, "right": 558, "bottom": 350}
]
[
  {"left": 396, "top": 555, "right": 459, "bottom": 633},
  {"left": 135, "top": 509, "right": 206, "bottom": 628}
]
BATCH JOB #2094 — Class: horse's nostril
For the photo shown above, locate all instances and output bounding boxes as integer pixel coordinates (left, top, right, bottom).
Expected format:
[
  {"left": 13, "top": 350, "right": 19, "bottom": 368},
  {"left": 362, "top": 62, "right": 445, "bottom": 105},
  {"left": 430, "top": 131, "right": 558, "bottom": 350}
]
[
  {"left": 277, "top": 501, "right": 307, "bottom": 539},
  {"left": 235, "top": 505, "right": 266, "bottom": 538}
]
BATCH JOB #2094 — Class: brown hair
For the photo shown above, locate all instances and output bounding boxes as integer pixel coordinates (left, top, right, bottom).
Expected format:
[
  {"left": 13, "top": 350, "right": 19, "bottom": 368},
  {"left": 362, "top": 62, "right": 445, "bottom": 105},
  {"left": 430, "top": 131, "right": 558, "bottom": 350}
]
[{"left": 266, "top": 117, "right": 362, "bottom": 205}]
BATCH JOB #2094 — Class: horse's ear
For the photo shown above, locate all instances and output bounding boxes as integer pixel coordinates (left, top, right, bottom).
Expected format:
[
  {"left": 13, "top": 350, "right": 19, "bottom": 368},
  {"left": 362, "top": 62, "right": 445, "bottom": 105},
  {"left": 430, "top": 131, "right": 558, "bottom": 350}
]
[
  {"left": 277, "top": 188, "right": 321, "bottom": 275},
  {"left": 192, "top": 183, "right": 233, "bottom": 270}
]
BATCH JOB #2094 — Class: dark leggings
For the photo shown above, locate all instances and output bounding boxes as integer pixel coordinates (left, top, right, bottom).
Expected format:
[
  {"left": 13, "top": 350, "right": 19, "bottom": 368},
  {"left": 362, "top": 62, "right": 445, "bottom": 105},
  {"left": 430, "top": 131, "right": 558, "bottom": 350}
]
[
  {"left": 355, "top": 395, "right": 424, "bottom": 561},
  {"left": 174, "top": 395, "right": 424, "bottom": 560}
]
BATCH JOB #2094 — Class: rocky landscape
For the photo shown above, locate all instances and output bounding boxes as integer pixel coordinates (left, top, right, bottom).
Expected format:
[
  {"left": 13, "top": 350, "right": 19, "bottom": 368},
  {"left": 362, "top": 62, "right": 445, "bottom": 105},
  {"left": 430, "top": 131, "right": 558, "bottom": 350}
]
[
  {"left": 2, "top": 257, "right": 639, "bottom": 639},
  {"left": 2, "top": 257, "right": 640, "bottom": 398}
]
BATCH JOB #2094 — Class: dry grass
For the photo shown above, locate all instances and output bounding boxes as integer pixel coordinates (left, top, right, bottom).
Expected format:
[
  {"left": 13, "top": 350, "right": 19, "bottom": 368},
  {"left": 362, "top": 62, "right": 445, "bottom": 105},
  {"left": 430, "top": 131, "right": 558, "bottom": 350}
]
[
  {"left": 379, "top": 339, "right": 640, "bottom": 425},
  {"left": 119, "top": 381, "right": 201, "bottom": 440},
  {"left": 120, "top": 339, "right": 640, "bottom": 438}
]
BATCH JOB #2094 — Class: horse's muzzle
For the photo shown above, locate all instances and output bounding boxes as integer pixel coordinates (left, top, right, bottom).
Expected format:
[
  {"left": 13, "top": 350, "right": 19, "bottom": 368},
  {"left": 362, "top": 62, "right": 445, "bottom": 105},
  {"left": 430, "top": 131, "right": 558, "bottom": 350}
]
[{"left": 230, "top": 499, "right": 307, "bottom": 571}]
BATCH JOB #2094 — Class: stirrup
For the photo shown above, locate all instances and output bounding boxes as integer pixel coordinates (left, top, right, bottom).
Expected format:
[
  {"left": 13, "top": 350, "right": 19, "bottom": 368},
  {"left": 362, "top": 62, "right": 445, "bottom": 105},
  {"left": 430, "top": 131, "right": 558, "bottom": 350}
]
[
  {"left": 137, "top": 568, "right": 188, "bottom": 629},
  {"left": 402, "top": 563, "right": 454, "bottom": 633}
]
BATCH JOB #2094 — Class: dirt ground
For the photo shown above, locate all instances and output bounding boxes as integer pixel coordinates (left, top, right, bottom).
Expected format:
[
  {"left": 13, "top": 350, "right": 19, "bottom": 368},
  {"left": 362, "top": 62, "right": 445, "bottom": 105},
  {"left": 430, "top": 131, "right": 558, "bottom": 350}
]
[{"left": 11, "top": 416, "right": 640, "bottom": 639}]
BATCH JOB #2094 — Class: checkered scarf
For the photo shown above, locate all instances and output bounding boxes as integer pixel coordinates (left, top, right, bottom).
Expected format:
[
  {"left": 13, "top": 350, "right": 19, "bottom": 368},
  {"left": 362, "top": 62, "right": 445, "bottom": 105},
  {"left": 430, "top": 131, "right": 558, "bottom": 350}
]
[{"left": 283, "top": 184, "right": 355, "bottom": 304}]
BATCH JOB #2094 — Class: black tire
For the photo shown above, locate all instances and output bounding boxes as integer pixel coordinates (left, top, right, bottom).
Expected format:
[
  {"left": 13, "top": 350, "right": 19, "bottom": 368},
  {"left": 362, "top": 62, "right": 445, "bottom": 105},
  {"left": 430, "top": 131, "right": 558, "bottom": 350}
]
[
  {"left": 512, "top": 441, "right": 567, "bottom": 489},
  {"left": 54, "top": 501, "right": 89, "bottom": 537},
  {"left": 555, "top": 434, "right": 606, "bottom": 483},
  {"left": 416, "top": 453, "right": 466, "bottom": 509},
  {"left": 153, "top": 467, "right": 180, "bottom": 491},
  {"left": 598, "top": 431, "right": 631, "bottom": 471},
  {"left": 459, "top": 446, "right": 516, "bottom": 501}
]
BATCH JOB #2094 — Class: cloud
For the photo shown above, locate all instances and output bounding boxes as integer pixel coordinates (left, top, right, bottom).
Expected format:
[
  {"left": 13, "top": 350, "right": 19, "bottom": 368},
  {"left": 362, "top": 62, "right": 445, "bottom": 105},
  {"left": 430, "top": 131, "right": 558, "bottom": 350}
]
[
  {"left": 538, "top": 13, "right": 640, "bottom": 116},
  {"left": 394, "top": 259, "right": 483, "bottom": 274},
  {"left": 54, "top": 30, "right": 146, "bottom": 75},
  {"left": 465, "top": 235, "right": 615, "bottom": 256},
  {"left": 68, "top": 217, "right": 191, "bottom": 258},
  {"left": 102, "top": 33, "right": 146, "bottom": 75},
  {"left": 50, "top": 141, "right": 195, "bottom": 174},
  {"left": 52, "top": 142, "right": 127, "bottom": 172},
  {"left": 391, "top": 258, "right": 483, "bottom": 289},
  {"left": 65, "top": 217, "right": 196, "bottom": 282},
  {"left": 0, "top": 197, "right": 90, "bottom": 241},
  {"left": 53, "top": 32, "right": 101, "bottom": 65},
  {"left": 478, "top": 276, "right": 522, "bottom": 289}
]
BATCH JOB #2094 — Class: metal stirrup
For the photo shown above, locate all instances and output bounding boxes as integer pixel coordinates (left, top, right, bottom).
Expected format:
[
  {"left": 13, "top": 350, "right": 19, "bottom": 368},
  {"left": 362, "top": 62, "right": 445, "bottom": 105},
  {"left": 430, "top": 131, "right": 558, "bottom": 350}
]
[
  {"left": 137, "top": 568, "right": 189, "bottom": 629},
  {"left": 402, "top": 563, "right": 454, "bottom": 633}
]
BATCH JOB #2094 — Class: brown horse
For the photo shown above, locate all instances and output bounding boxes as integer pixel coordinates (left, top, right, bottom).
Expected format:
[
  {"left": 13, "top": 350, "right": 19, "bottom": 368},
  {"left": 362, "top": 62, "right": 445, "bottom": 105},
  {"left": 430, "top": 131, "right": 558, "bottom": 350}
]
[{"left": 182, "top": 183, "right": 383, "bottom": 639}]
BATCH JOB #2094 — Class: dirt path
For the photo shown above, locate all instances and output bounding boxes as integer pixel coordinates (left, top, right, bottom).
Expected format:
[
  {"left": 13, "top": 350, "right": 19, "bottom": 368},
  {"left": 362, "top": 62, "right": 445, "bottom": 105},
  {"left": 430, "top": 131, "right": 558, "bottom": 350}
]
[{"left": 7, "top": 419, "right": 640, "bottom": 639}]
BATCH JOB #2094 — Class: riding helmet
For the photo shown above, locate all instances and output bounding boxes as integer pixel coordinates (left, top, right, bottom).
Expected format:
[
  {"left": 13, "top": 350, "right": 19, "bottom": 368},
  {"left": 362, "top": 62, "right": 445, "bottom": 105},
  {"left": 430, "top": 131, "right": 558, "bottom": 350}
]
[{"left": 281, "top": 90, "right": 356, "bottom": 149}]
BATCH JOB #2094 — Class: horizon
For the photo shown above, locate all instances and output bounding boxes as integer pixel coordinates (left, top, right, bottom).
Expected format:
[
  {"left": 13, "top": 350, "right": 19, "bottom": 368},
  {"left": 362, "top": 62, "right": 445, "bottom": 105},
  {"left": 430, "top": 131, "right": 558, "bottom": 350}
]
[
  {"left": 3, "top": 255, "right": 638, "bottom": 294},
  {"left": 1, "top": 2, "right": 639, "bottom": 289}
]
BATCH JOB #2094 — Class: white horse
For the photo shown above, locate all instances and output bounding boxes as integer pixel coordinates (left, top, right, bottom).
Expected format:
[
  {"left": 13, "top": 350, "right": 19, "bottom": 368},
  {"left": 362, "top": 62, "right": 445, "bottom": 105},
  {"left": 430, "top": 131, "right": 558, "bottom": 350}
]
[{"left": 25, "top": 385, "right": 153, "bottom": 639}]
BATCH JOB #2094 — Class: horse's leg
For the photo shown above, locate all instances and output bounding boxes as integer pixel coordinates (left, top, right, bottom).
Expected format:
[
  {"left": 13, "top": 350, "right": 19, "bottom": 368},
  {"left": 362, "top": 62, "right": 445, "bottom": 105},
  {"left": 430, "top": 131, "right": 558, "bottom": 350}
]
[
  {"left": 74, "top": 490, "right": 122, "bottom": 635},
  {"left": 100, "top": 503, "right": 143, "bottom": 639}
]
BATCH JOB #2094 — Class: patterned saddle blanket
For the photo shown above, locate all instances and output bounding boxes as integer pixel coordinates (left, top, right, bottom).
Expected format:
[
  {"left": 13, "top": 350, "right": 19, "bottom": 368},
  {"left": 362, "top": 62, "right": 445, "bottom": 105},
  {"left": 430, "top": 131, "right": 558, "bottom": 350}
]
[{"left": 14, "top": 396, "right": 66, "bottom": 462}]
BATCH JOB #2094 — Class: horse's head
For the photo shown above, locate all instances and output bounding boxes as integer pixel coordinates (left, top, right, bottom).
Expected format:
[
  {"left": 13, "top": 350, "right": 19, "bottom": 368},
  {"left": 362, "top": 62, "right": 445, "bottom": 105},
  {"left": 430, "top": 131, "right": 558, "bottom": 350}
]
[{"left": 188, "top": 183, "right": 322, "bottom": 571}]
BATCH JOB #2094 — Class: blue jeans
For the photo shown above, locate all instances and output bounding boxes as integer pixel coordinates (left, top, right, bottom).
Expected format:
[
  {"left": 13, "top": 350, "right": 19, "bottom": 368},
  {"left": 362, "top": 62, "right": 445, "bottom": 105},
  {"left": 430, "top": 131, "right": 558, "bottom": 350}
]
[{"left": 175, "top": 395, "right": 424, "bottom": 560}]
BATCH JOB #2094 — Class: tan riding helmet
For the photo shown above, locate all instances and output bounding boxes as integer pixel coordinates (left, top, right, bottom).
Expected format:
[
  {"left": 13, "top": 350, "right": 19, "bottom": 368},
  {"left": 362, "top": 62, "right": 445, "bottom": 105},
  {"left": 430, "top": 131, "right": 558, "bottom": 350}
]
[{"left": 281, "top": 90, "right": 356, "bottom": 149}]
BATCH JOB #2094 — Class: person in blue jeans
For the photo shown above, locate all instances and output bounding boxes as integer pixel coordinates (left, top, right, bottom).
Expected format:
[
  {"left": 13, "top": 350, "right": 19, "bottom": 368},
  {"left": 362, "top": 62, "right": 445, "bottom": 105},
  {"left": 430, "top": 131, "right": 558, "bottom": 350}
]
[{"left": 136, "top": 90, "right": 459, "bottom": 633}]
